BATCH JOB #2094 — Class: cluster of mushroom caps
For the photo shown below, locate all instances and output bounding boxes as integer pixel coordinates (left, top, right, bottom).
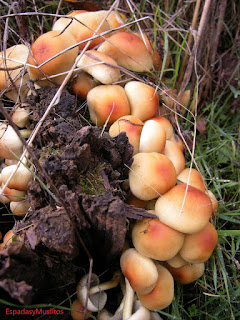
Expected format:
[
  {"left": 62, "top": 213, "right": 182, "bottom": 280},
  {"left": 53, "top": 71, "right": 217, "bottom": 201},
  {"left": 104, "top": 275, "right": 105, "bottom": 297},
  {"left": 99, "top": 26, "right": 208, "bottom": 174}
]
[{"left": 0, "top": 8, "right": 219, "bottom": 320}]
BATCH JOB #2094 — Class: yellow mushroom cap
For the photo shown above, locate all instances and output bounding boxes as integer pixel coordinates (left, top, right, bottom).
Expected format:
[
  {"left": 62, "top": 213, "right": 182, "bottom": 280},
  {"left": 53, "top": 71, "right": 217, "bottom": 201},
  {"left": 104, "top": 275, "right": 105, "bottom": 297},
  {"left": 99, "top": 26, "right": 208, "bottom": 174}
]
[
  {"left": 87, "top": 84, "right": 130, "bottom": 126},
  {"left": 137, "top": 264, "right": 174, "bottom": 311},
  {"left": 155, "top": 184, "right": 213, "bottom": 234},
  {"left": 52, "top": 11, "right": 111, "bottom": 50},
  {"left": 109, "top": 115, "right": 144, "bottom": 155},
  {"left": 132, "top": 218, "right": 185, "bottom": 261},
  {"left": 120, "top": 248, "right": 158, "bottom": 295},
  {"left": 129, "top": 152, "right": 177, "bottom": 201},
  {"left": 98, "top": 32, "right": 153, "bottom": 72},
  {"left": 0, "top": 123, "right": 23, "bottom": 160},
  {"left": 163, "top": 140, "right": 185, "bottom": 175},
  {"left": 77, "top": 50, "right": 120, "bottom": 84},
  {"left": 125, "top": 81, "right": 159, "bottom": 121},
  {"left": 179, "top": 222, "right": 218, "bottom": 263},
  {"left": 0, "top": 44, "right": 30, "bottom": 102},
  {"left": 146, "top": 115, "right": 174, "bottom": 140},
  {"left": 177, "top": 168, "right": 206, "bottom": 192},
  {"left": 28, "top": 30, "right": 79, "bottom": 86},
  {"left": 139, "top": 120, "right": 166, "bottom": 153},
  {"left": 166, "top": 262, "right": 205, "bottom": 284}
]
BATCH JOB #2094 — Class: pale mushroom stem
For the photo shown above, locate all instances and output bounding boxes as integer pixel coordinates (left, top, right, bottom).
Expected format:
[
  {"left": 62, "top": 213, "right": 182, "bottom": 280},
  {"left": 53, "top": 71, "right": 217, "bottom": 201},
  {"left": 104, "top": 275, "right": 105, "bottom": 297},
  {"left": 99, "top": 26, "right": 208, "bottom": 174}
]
[
  {"left": 122, "top": 277, "right": 135, "bottom": 320},
  {"left": 89, "top": 270, "right": 121, "bottom": 295}
]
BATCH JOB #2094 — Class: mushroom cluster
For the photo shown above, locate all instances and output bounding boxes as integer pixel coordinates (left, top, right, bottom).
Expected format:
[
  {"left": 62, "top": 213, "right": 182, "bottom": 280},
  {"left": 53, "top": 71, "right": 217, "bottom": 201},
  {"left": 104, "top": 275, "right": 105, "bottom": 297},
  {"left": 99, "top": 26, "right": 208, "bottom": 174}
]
[{"left": 0, "top": 6, "right": 219, "bottom": 320}]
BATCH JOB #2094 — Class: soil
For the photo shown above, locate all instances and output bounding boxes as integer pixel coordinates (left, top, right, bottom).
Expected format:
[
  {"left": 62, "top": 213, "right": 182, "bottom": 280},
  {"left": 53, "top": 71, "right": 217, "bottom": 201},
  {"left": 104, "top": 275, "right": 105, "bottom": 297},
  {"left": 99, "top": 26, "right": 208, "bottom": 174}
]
[{"left": 0, "top": 87, "right": 156, "bottom": 318}]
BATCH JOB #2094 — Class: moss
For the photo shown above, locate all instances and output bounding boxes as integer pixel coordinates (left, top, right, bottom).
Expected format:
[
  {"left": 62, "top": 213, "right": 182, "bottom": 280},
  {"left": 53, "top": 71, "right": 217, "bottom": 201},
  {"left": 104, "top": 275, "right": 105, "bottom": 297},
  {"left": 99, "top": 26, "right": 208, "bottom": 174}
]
[{"left": 79, "top": 164, "right": 106, "bottom": 195}]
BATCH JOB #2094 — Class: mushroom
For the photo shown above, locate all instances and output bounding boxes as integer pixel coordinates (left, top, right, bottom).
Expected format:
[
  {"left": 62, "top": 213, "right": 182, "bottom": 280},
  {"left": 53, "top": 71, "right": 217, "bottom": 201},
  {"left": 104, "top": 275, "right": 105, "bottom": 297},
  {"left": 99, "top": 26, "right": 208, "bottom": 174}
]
[
  {"left": 0, "top": 44, "right": 30, "bottom": 102},
  {"left": 97, "top": 32, "right": 153, "bottom": 72},
  {"left": 132, "top": 218, "right": 185, "bottom": 261},
  {"left": 1, "top": 163, "right": 33, "bottom": 191},
  {"left": 76, "top": 50, "right": 120, "bottom": 84},
  {"left": 154, "top": 184, "right": 213, "bottom": 234},
  {"left": 71, "top": 71, "right": 98, "bottom": 100},
  {"left": 139, "top": 120, "right": 166, "bottom": 153},
  {"left": 137, "top": 264, "right": 174, "bottom": 311},
  {"left": 205, "top": 189, "right": 218, "bottom": 216},
  {"left": 169, "top": 133, "right": 184, "bottom": 151},
  {"left": 109, "top": 115, "right": 144, "bottom": 155},
  {"left": 177, "top": 168, "right": 206, "bottom": 192},
  {"left": 125, "top": 81, "right": 159, "bottom": 121},
  {"left": 52, "top": 11, "right": 111, "bottom": 50},
  {"left": 11, "top": 105, "right": 31, "bottom": 129},
  {"left": 120, "top": 248, "right": 158, "bottom": 295},
  {"left": 134, "top": 33, "right": 171, "bottom": 72},
  {"left": 76, "top": 273, "right": 107, "bottom": 312},
  {"left": 71, "top": 298, "right": 92, "bottom": 320},
  {"left": 10, "top": 199, "right": 31, "bottom": 217},
  {"left": 146, "top": 116, "right": 174, "bottom": 140},
  {"left": 98, "top": 10, "right": 127, "bottom": 30},
  {"left": 0, "top": 123, "right": 23, "bottom": 160},
  {"left": 2, "top": 185, "right": 26, "bottom": 202},
  {"left": 179, "top": 222, "right": 218, "bottom": 263},
  {"left": 163, "top": 140, "right": 185, "bottom": 175},
  {"left": 166, "top": 252, "right": 187, "bottom": 268},
  {"left": 129, "top": 152, "right": 177, "bottom": 201},
  {"left": 28, "top": 30, "right": 79, "bottom": 86},
  {"left": 87, "top": 84, "right": 130, "bottom": 126},
  {"left": 166, "top": 262, "right": 205, "bottom": 284}
]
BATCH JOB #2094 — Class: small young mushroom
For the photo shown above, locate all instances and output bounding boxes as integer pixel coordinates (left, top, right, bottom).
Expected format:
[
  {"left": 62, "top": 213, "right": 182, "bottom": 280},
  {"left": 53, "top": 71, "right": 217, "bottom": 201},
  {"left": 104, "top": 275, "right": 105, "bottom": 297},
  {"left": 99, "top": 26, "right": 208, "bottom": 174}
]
[
  {"left": 87, "top": 85, "right": 130, "bottom": 126},
  {"left": 139, "top": 120, "right": 166, "bottom": 153},
  {"left": 2, "top": 185, "right": 26, "bottom": 202},
  {"left": 10, "top": 199, "right": 31, "bottom": 217},
  {"left": 11, "top": 105, "right": 31, "bottom": 129},
  {"left": 166, "top": 252, "right": 187, "bottom": 268},
  {"left": 155, "top": 184, "right": 213, "bottom": 234},
  {"left": 71, "top": 71, "right": 98, "bottom": 100},
  {"left": 146, "top": 116, "right": 174, "bottom": 140},
  {"left": 166, "top": 262, "right": 205, "bottom": 284},
  {"left": 205, "top": 189, "right": 219, "bottom": 216},
  {"left": 179, "top": 222, "right": 218, "bottom": 263},
  {"left": 76, "top": 273, "right": 107, "bottom": 312},
  {"left": 1, "top": 163, "right": 32, "bottom": 191},
  {"left": 120, "top": 248, "right": 158, "bottom": 295},
  {"left": 177, "top": 168, "right": 206, "bottom": 192},
  {"left": 163, "top": 140, "right": 185, "bottom": 175},
  {"left": 137, "top": 264, "right": 174, "bottom": 311},
  {"left": 109, "top": 115, "right": 144, "bottom": 155},
  {"left": 76, "top": 50, "right": 120, "bottom": 84},
  {"left": 0, "top": 123, "right": 23, "bottom": 160},
  {"left": 97, "top": 32, "right": 153, "bottom": 72},
  {"left": 129, "top": 152, "right": 177, "bottom": 201},
  {"left": 132, "top": 218, "right": 185, "bottom": 261},
  {"left": 0, "top": 44, "right": 30, "bottom": 102},
  {"left": 125, "top": 81, "right": 159, "bottom": 121}
]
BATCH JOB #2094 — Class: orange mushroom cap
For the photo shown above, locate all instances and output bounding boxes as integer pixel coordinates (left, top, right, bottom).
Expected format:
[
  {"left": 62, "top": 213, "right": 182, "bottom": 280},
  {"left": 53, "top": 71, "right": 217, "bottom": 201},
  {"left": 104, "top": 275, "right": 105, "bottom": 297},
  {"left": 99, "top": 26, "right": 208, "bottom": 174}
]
[
  {"left": 179, "top": 222, "right": 218, "bottom": 263},
  {"left": 28, "top": 30, "right": 78, "bottom": 86},
  {"left": 132, "top": 218, "right": 185, "bottom": 261},
  {"left": 125, "top": 81, "right": 159, "bottom": 121},
  {"left": 98, "top": 32, "right": 153, "bottom": 72},
  {"left": 137, "top": 264, "right": 174, "bottom": 311},
  {"left": 155, "top": 184, "right": 213, "bottom": 234},
  {"left": 129, "top": 152, "right": 177, "bottom": 201},
  {"left": 120, "top": 248, "right": 158, "bottom": 295},
  {"left": 87, "top": 84, "right": 130, "bottom": 126}
]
